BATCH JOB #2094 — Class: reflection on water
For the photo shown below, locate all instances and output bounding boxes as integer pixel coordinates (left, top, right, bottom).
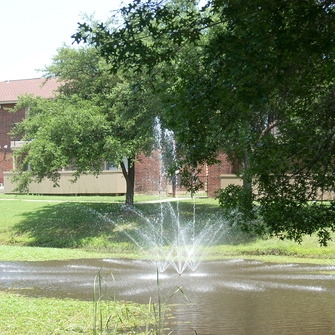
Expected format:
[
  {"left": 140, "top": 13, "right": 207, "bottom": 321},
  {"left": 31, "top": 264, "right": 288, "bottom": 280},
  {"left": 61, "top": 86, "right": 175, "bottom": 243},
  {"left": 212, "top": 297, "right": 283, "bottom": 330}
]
[{"left": 1, "top": 258, "right": 335, "bottom": 334}]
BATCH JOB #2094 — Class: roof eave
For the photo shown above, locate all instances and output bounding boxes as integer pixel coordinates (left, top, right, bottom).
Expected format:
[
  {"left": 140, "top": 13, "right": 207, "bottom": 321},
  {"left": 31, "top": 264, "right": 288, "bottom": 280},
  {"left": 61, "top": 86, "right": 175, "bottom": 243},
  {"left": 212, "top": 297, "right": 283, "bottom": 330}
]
[{"left": 0, "top": 100, "right": 18, "bottom": 105}]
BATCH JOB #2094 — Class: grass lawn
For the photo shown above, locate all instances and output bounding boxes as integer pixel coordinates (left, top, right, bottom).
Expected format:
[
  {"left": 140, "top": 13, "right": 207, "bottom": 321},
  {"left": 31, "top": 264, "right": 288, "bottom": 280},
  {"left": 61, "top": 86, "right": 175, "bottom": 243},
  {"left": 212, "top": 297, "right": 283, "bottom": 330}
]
[
  {"left": 1, "top": 194, "right": 335, "bottom": 334},
  {"left": 1, "top": 193, "right": 335, "bottom": 263},
  {"left": 0, "top": 290, "right": 150, "bottom": 335}
]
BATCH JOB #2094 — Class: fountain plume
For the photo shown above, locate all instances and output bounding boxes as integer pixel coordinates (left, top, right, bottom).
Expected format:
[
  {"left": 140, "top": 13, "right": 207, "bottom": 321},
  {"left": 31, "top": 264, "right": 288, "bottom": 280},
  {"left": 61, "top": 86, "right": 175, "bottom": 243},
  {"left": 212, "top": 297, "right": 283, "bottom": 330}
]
[{"left": 115, "top": 117, "right": 226, "bottom": 274}]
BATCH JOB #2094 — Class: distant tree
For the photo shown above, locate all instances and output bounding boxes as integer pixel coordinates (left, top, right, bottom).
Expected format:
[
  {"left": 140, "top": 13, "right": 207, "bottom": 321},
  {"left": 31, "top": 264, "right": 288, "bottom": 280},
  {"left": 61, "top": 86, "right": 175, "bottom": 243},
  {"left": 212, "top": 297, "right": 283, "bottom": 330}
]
[
  {"left": 72, "top": 0, "right": 335, "bottom": 244},
  {"left": 12, "top": 46, "right": 160, "bottom": 205}
]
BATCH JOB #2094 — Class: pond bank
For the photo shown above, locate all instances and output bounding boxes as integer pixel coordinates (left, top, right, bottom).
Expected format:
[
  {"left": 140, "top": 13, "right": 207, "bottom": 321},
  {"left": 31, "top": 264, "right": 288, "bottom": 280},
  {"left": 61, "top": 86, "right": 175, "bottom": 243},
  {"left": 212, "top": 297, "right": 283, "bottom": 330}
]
[{"left": 1, "top": 244, "right": 335, "bottom": 265}]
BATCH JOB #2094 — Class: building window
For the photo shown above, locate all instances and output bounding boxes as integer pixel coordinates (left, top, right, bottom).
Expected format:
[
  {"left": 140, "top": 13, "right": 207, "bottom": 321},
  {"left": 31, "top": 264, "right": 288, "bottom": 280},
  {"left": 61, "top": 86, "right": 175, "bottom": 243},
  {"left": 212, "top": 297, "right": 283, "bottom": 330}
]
[{"left": 103, "top": 161, "right": 119, "bottom": 170}]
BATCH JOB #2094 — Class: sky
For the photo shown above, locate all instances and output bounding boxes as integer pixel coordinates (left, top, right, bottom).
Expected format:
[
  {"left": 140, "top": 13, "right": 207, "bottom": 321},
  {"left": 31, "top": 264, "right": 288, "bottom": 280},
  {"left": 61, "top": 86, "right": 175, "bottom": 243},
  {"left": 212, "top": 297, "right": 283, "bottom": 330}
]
[{"left": 0, "top": 0, "right": 130, "bottom": 81}]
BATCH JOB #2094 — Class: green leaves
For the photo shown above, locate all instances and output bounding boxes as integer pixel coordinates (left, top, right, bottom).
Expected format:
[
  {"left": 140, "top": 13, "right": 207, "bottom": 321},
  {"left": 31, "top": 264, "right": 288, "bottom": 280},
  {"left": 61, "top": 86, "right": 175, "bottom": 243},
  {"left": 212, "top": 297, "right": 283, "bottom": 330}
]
[
  {"left": 73, "top": 0, "right": 209, "bottom": 73},
  {"left": 71, "top": 0, "right": 335, "bottom": 242},
  {"left": 12, "top": 44, "right": 162, "bottom": 205},
  {"left": 13, "top": 98, "right": 115, "bottom": 187}
]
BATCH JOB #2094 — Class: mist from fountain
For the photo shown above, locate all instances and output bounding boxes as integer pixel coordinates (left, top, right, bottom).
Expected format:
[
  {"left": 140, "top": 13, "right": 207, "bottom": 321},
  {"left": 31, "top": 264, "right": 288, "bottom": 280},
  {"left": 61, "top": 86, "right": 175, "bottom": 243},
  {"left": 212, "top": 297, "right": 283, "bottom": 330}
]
[
  {"left": 120, "top": 203, "right": 226, "bottom": 274},
  {"left": 116, "top": 117, "right": 226, "bottom": 274}
]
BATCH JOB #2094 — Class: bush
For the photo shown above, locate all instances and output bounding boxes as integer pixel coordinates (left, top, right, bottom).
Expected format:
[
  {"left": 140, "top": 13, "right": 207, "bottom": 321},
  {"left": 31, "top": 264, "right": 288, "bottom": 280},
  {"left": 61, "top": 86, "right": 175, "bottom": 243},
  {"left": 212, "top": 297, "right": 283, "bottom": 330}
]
[{"left": 216, "top": 184, "right": 267, "bottom": 241}]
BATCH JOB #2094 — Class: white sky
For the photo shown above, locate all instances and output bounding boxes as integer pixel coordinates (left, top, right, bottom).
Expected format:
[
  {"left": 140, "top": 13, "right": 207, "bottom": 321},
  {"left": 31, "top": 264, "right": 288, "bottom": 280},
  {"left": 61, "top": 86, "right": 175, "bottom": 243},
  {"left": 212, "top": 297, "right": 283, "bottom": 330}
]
[{"left": 0, "top": 0, "right": 130, "bottom": 81}]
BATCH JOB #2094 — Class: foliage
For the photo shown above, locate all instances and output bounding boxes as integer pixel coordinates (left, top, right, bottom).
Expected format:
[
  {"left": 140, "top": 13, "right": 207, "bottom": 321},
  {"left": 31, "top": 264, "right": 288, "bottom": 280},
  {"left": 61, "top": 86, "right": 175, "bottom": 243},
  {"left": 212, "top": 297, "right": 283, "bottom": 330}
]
[
  {"left": 216, "top": 184, "right": 255, "bottom": 220},
  {"left": 12, "top": 96, "right": 118, "bottom": 191},
  {"left": 215, "top": 184, "right": 267, "bottom": 240},
  {"left": 73, "top": 0, "right": 335, "bottom": 244},
  {"left": 11, "top": 45, "right": 161, "bottom": 205},
  {"left": 259, "top": 200, "right": 335, "bottom": 247},
  {"left": 178, "top": 166, "right": 205, "bottom": 196}
]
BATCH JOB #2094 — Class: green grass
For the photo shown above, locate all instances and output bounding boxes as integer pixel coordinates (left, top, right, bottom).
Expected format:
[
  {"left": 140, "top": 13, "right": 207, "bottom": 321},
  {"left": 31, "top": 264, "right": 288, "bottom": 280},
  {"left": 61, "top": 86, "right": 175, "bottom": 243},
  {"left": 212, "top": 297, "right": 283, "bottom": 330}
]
[
  {"left": 0, "top": 291, "right": 91, "bottom": 335},
  {"left": 1, "top": 194, "right": 335, "bottom": 334},
  {"left": 1, "top": 194, "right": 335, "bottom": 263},
  {"left": 0, "top": 195, "right": 219, "bottom": 253},
  {"left": 0, "top": 290, "right": 149, "bottom": 335},
  {"left": 0, "top": 193, "right": 173, "bottom": 203},
  {"left": 0, "top": 193, "right": 120, "bottom": 202},
  {"left": 0, "top": 245, "right": 119, "bottom": 261},
  {"left": 204, "top": 237, "right": 335, "bottom": 265}
]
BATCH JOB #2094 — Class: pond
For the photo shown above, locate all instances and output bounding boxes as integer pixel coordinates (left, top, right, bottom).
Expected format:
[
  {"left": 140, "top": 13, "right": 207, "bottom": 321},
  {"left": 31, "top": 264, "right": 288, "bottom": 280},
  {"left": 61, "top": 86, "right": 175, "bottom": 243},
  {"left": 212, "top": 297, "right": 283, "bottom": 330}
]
[{"left": 1, "top": 258, "right": 335, "bottom": 334}]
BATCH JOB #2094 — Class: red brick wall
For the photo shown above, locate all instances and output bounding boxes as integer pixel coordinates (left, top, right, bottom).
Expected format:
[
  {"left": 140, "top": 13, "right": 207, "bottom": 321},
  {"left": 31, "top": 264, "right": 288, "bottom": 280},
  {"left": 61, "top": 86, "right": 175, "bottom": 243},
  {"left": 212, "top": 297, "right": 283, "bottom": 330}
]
[
  {"left": 0, "top": 104, "right": 25, "bottom": 183},
  {"left": 135, "top": 151, "right": 166, "bottom": 194},
  {"left": 0, "top": 153, "right": 12, "bottom": 185},
  {"left": 135, "top": 151, "right": 238, "bottom": 198}
]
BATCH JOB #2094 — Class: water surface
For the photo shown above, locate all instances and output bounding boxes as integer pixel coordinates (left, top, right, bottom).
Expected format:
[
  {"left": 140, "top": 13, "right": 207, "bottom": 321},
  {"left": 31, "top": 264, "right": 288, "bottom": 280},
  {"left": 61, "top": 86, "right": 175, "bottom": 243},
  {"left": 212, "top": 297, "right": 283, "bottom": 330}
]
[{"left": 1, "top": 258, "right": 335, "bottom": 334}]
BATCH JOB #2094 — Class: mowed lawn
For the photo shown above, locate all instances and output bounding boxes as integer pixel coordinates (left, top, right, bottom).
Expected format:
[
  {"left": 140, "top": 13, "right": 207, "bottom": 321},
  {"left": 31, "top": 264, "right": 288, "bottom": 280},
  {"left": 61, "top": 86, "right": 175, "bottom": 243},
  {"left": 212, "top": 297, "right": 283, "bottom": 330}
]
[
  {"left": 1, "top": 194, "right": 335, "bottom": 335},
  {"left": 1, "top": 193, "right": 335, "bottom": 263}
]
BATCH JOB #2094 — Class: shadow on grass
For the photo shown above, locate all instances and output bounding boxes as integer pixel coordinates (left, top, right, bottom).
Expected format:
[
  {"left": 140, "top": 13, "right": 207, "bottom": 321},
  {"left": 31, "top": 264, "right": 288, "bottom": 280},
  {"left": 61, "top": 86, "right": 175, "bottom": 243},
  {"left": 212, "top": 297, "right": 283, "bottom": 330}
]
[
  {"left": 13, "top": 202, "right": 133, "bottom": 248},
  {"left": 13, "top": 200, "right": 254, "bottom": 249}
]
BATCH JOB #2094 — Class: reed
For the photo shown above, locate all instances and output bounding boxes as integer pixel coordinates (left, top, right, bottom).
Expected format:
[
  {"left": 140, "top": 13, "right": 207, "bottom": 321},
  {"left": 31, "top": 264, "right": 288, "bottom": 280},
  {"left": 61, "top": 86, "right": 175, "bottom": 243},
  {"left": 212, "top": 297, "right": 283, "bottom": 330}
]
[
  {"left": 91, "top": 268, "right": 189, "bottom": 335},
  {"left": 92, "top": 270, "right": 147, "bottom": 334}
]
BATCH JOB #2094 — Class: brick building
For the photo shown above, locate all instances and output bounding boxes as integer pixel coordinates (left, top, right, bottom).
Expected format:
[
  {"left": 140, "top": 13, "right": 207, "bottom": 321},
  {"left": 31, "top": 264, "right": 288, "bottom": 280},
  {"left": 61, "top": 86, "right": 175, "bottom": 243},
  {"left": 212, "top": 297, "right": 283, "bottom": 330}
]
[
  {"left": 0, "top": 78, "right": 238, "bottom": 196},
  {"left": 135, "top": 151, "right": 239, "bottom": 197},
  {"left": 0, "top": 78, "right": 60, "bottom": 186}
]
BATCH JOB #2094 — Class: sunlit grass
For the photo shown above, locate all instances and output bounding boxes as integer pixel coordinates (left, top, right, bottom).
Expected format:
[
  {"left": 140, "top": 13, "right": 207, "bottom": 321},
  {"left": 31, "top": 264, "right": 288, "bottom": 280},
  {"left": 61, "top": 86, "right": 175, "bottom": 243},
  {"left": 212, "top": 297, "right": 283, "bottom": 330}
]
[
  {"left": 0, "top": 196, "right": 218, "bottom": 249},
  {"left": 1, "top": 194, "right": 335, "bottom": 265},
  {"left": 205, "top": 234, "right": 335, "bottom": 265},
  {"left": 0, "top": 193, "right": 177, "bottom": 203},
  {"left": 0, "top": 290, "right": 148, "bottom": 335},
  {"left": 0, "top": 245, "right": 135, "bottom": 262},
  {"left": 1, "top": 195, "right": 335, "bottom": 334}
]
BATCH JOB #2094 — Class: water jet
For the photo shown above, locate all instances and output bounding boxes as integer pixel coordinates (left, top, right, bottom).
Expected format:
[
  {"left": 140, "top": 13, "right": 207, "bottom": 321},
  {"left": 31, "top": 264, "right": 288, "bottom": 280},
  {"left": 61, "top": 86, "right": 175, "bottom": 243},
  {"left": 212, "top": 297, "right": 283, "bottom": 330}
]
[{"left": 114, "top": 117, "right": 226, "bottom": 274}]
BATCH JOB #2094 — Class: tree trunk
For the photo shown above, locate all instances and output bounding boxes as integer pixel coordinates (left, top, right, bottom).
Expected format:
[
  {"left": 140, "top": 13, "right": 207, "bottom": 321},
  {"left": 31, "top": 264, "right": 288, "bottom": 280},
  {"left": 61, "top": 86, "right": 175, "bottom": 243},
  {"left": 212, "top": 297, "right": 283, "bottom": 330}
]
[
  {"left": 120, "top": 157, "right": 134, "bottom": 206},
  {"left": 242, "top": 149, "right": 253, "bottom": 216}
]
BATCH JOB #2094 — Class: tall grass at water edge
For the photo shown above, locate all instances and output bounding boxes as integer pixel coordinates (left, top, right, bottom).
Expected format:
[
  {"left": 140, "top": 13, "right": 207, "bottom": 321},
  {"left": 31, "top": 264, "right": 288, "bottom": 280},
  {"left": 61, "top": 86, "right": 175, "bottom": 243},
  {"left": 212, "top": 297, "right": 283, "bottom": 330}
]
[{"left": 92, "top": 269, "right": 186, "bottom": 335}]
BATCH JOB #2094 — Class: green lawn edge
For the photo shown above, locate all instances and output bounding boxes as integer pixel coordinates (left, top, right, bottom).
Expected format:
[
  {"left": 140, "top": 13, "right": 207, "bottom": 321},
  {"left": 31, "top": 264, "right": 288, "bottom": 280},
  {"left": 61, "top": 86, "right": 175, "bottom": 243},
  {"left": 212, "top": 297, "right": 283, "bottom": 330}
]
[
  {"left": 1, "top": 195, "right": 335, "bottom": 335},
  {"left": 1, "top": 194, "right": 335, "bottom": 265}
]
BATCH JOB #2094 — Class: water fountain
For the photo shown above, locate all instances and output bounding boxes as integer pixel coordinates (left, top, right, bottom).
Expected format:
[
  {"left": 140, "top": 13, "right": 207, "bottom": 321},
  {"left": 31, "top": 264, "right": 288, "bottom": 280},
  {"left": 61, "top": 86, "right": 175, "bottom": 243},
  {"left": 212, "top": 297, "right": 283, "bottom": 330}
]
[
  {"left": 114, "top": 117, "right": 226, "bottom": 274},
  {"left": 118, "top": 202, "right": 226, "bottom": 274},
  {"left": 2, "top": 120, "right": 335, "bottom": 334}
]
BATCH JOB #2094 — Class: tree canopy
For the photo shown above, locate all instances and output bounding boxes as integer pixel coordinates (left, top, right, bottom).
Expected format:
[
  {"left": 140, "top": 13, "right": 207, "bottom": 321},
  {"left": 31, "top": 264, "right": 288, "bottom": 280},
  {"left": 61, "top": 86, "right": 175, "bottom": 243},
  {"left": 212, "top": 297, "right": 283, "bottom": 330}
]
[
  {"left": 12, "top": 45, "right": 160, "bottom": 205},
  {"left": 73, "top": 0, "right": 335, "bottom": 244}
]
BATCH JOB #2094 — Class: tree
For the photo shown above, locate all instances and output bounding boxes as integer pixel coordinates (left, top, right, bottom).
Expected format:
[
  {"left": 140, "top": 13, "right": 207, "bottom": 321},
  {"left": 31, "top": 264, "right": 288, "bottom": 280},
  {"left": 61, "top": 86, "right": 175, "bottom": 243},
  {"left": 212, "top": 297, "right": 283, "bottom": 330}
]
[
  {"left": 73, "top": 0, "right": 335, "bottom": 244},
  {"left": 12, "top": 46, "right": 159, "bottom": 205},
  {"left": 12, "top": 95, "right": 118, "bottom": 188}
]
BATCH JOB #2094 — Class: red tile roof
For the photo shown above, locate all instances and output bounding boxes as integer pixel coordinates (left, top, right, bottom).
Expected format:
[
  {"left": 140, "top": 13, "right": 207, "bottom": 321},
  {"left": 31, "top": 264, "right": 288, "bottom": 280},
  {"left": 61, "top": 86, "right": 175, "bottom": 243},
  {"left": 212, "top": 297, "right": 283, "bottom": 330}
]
[{"left": 0, "top": 78, "right": 60, "bottom": 103}]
